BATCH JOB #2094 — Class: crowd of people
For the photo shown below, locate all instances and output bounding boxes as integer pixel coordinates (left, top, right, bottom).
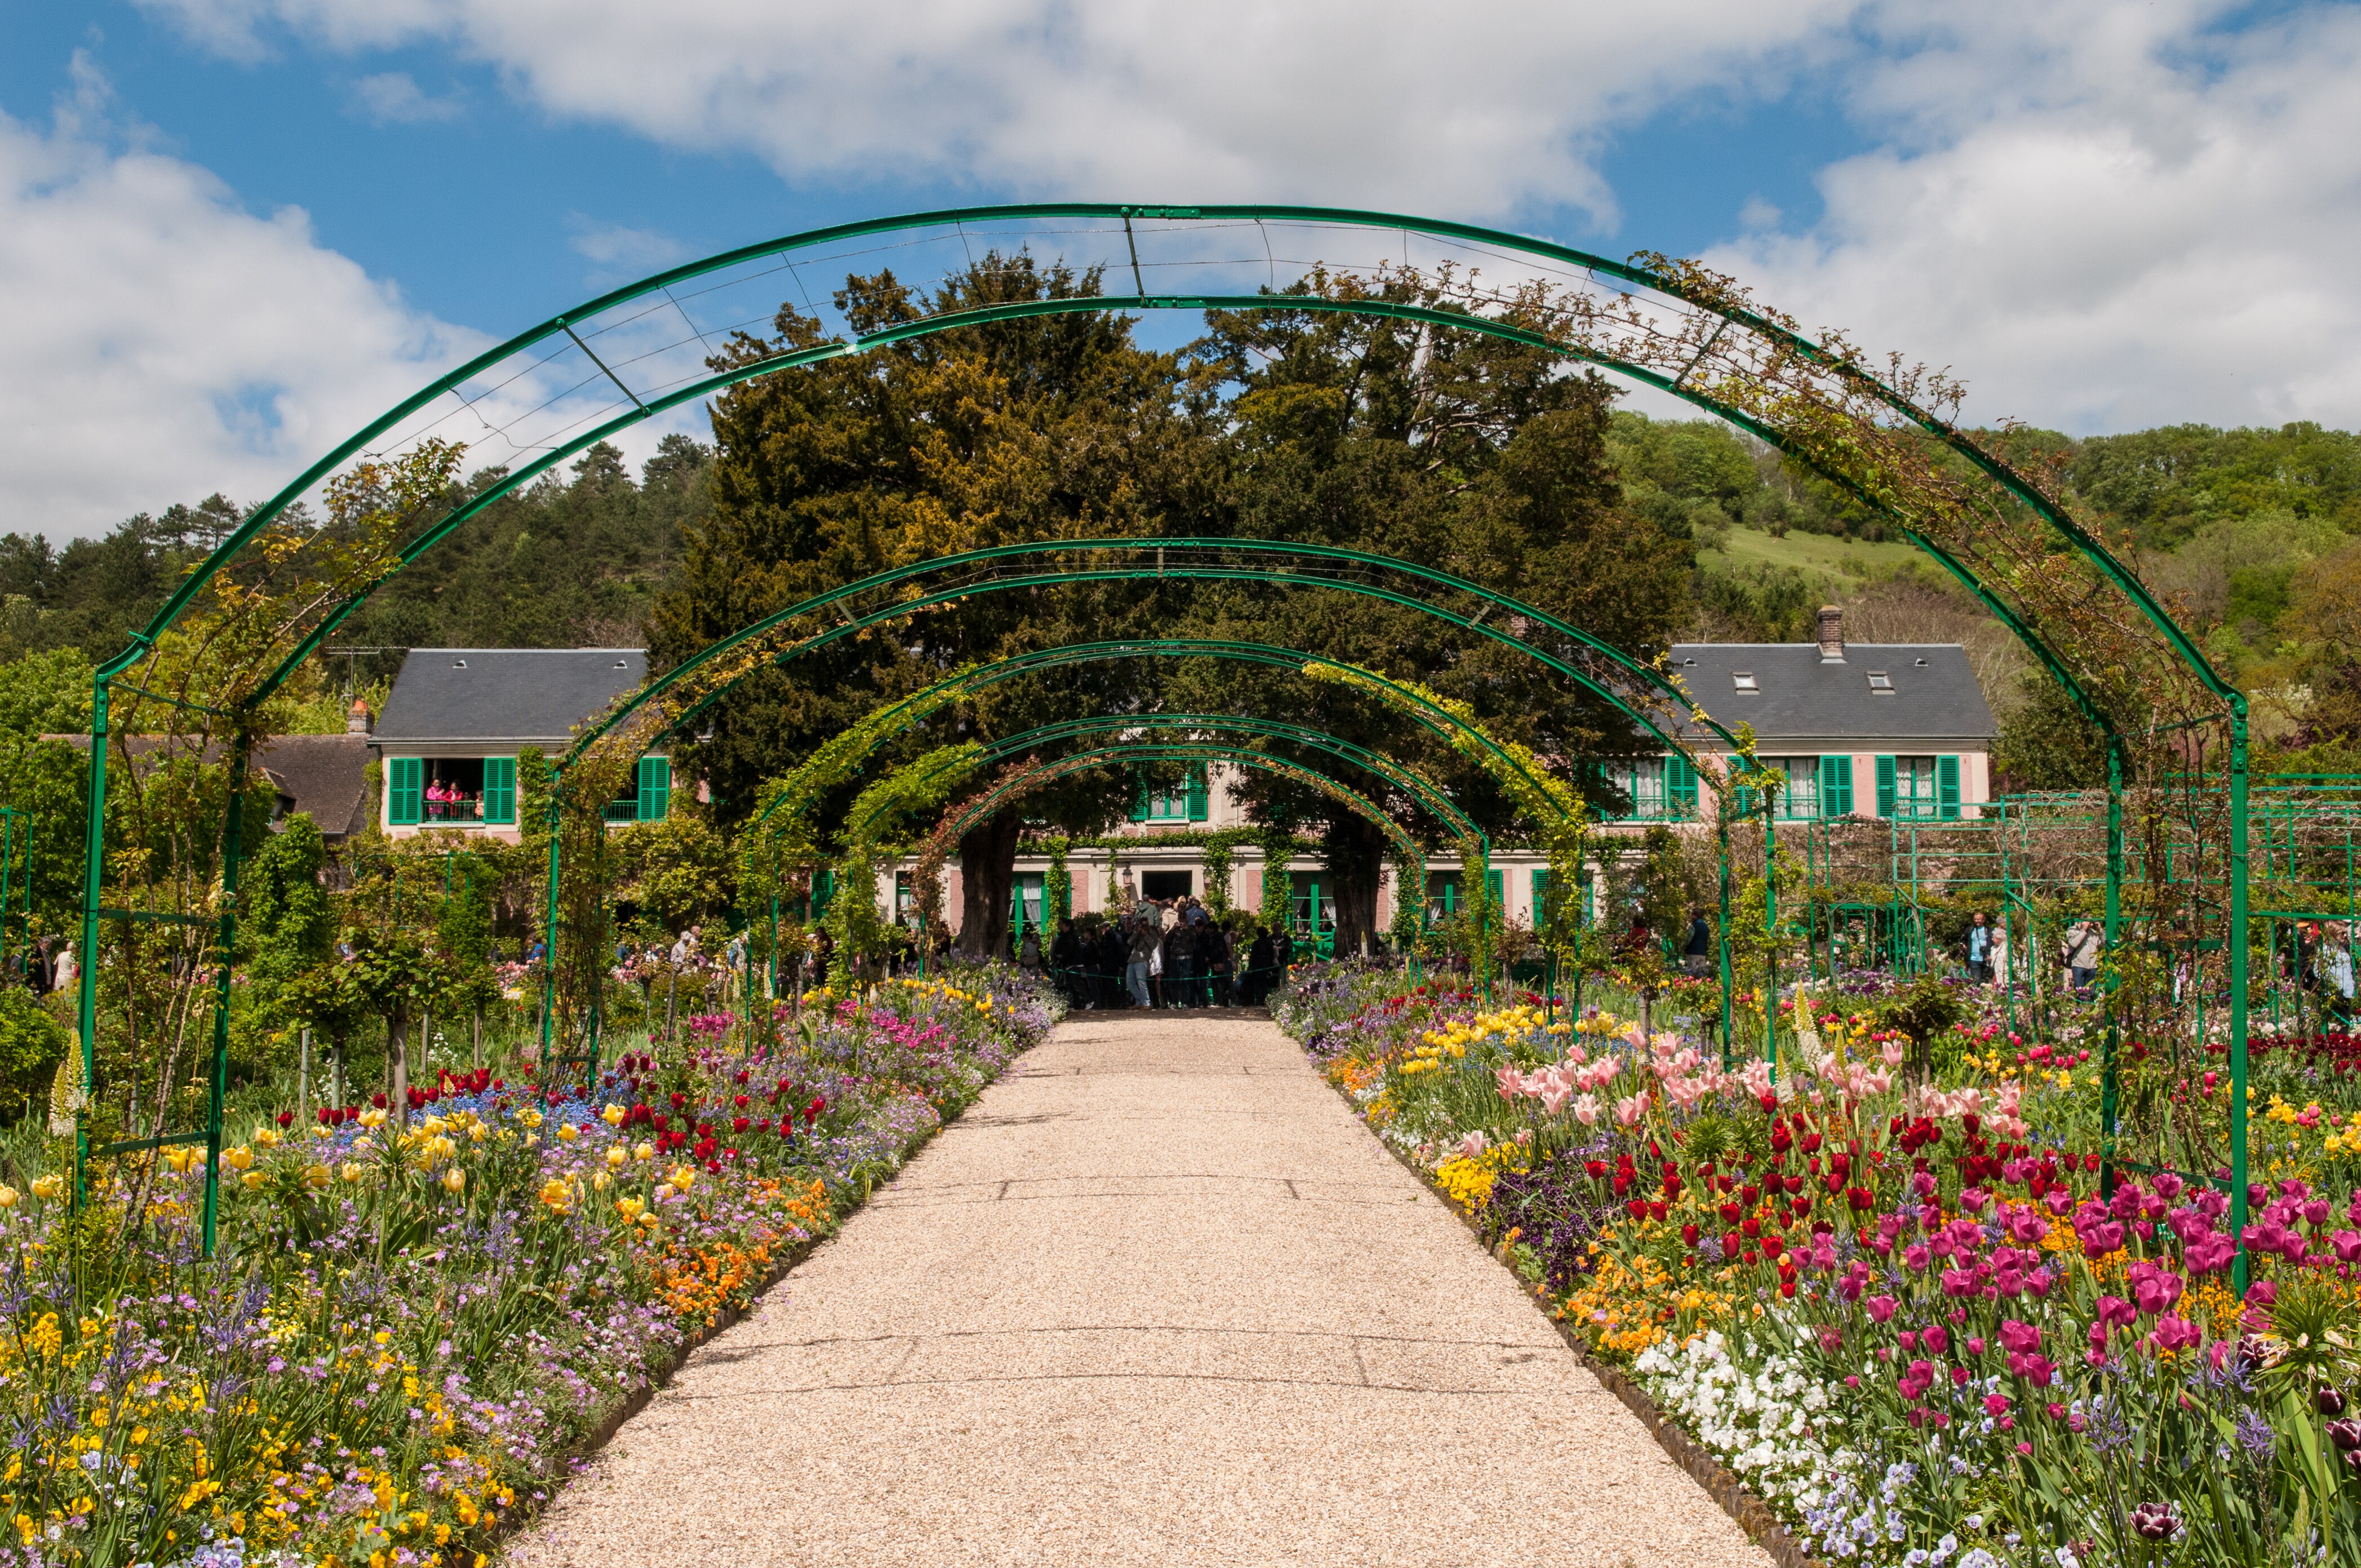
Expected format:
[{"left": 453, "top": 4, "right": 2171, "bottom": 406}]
[{"left": 1026, "top": 896, "right": 1291, "bottom": 1009}]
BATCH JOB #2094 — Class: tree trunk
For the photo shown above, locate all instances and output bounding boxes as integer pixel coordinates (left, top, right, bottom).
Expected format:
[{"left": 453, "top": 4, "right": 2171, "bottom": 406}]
[
  {"left": 1323, "top": 816, "right": 1387, "bottom": 958},
  {"left": 956, "top": 812, "right": 1022, "bottom": 959},
  {"left": 389, "top": 1013, "right": 409, "bottom": 1130}
]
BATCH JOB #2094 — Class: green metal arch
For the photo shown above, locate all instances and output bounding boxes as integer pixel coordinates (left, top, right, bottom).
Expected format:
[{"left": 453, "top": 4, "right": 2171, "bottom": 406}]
[
  {"left": 561, "top": 538, "right": 1742, "bottom": 778},
  {"left": 922, "top": 743, "right": 1440, "bottom": 904},
  {"left": 845, "top": 713, "right": 1488, "bottom": 852},
  {"left": 752, "top": 637, "right": 1561, "bottom": 837}
]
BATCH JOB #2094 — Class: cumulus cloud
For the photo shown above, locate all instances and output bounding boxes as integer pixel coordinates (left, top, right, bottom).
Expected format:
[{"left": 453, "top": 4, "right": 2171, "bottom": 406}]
[
  {"left": 131, "top": 0, "right": 2361, "bottom": 435},
  {"left": 349, "top": 70, "right": 464, "bottom": 124},
  {"left": 132, "top": 0, "right": 1859, "bottom": 220},
  {"left": 1709, "top": 1, "right": 2361, "bottom": 431},
  {"left": 0, "top": 57, "right": 488, "bottom": 539}
]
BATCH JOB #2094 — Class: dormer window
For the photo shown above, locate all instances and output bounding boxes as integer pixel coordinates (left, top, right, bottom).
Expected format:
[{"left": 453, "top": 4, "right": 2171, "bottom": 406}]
[
  {"left": 1732, "top": 671, "right": 1758, "bottom": 693},
  {"left": 451, "top": 658, "right": 467, "bottom": 668},
  {"left": 1867, "top": 671, "right": 1894, "bottom": 694}
]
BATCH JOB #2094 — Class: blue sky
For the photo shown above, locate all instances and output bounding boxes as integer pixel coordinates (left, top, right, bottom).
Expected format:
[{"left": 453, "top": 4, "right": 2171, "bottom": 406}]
[{"left": 2, "top": 1, "right": 2357, "bottom": 537}]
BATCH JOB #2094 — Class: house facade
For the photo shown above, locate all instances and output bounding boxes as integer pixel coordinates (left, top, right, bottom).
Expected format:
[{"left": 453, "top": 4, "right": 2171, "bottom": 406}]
[
  {"left": 903, "top": 608, "right": 1997, "bottom": 944},
  {"left": 372, "top": 648, "right": 670, "bottom": 842}
]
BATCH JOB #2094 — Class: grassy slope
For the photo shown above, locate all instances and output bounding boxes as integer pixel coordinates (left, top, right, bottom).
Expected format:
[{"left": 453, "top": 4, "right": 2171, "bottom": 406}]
[{"left": 1696, "top": 526, "right": 1929, "bottom": 587}]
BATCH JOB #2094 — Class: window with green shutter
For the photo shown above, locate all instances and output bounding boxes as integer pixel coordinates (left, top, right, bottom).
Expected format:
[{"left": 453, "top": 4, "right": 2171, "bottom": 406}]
[
  {"left": 637, "top": 756, "right": 671, "bottom": 822},
  {"left": 1665, "top": 754, "right": 1699, "bottom": 818},
  {"left": 1938, "top": 754, "right": 1960, "bottom": 821},
  {"left": 388, "top": 756, "right": 422, "bottom": 826},
  {"left": 1531, "top": 868, "right": 1551, "bottom": 924},
  {"left": 1875, "top": 755, "right": 1897, "bottom": 818},
  {"left": 1186, "top": 764, "right": 1208, "bottom": 821},
  {"left": 1129, "top": 771, "right": 1150, "bottom": 822},
  {"left": 1485, "top": 869, "right": 1503, "bottom": 905},
  {"left": 1819, "top": 755, "right": 1854, "bottom": 818},
  {"left": 481, "top": 756, "right": 516, "bottom": 823}
]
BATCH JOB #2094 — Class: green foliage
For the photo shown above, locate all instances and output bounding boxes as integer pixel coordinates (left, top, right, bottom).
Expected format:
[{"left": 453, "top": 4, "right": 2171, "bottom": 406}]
[
  {"left": 0, "top": 984, "right": 67, "bottom": 1123},
  {"left": 2068, "top": 421, "right": 2361, "bottom": 548},
  {"left": 1994, "top": 668, "right": 2114, "bottom": 791},
  {"left": 612, "top": 812, "right": 732, "bottom": 932}
]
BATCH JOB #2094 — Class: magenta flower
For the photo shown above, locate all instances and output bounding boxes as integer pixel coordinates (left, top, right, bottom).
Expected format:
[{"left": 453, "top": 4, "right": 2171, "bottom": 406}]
[
  {"left": 2335, "top": 1230, "right": 2361, "bottom": 1265},
  {"left": 2096, "top": 1295, "right": 2138, "bottom": 1331},
  {"left": 2184, "top": 1233, "right": 2239, "bottom": 1274},
  {"left": 2008, "top": 1208, "right": 2049, "bottom": 1246},
  {"left": 2080, "top": 1220, "right": 2126, "bottom": 1259},
  {"left": 1983, "top": 1392, "right": 2011, "bottom": 1417},
  {"left": 1923, "top": 1325, "right": 1950, "bottom": 1356},
  {"left": 1903, "top": 1244, "right": 1932, "bottom": 1272},
  {"left": 2127, "top": 1261, "right": 2185, "bottom": 1317},
  {"left": 1865, "top": 1294, "right": 1898, "bottom": 1323},
  {"left": 2146, "top": 1317, "right": 2203, "bottom": 1354},
  {"left": 1999, "top": 1318, "right": 2042, "bottom": 1355}
]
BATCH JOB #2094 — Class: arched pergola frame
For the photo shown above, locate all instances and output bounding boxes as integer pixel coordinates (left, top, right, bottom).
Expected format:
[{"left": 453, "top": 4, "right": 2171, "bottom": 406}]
[{"left": 69, "top": 202, "right": 2243, "bottom": 1266}]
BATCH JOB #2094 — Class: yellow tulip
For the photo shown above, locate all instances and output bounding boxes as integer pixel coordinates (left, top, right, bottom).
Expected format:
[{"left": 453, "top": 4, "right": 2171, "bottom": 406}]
[
  {"left": 303, "top": 1165, "right": 331, "bottom": 1190},
  {"left": 591, "top": 1171, "right": 610, "bottom": 1193},
  {"left": 30, "top": 1175, "right": 64, "bottom": 1202},
  {"left": 223, "top": 1146, "right": 254, "bottom": 1172},
  {"left": 442, "top": 1167, "right": 466, "bottom": 1195},
  {"left": 668, "top": 1165, "right": 696, "bottom": 1190},
  {"left": 634, "top": 1142, "right": 655, "bottom": 1162},
  {"left": 605, "top": 1147, "right": 627, "bottom": 1169},
  {"left": 601, "top": 1104, "right": 626, "bottom": 1126},
  {"left": 557, "top": 1124, "right": 579, "bottom": 1143},
  {"left": 240, "top": 1171, "right": 265, "bottom": 1191},
  {"left": 340, "top": 1162, "right": 365, "bottom": 1184},
  {"left": 615, "top": 1197, "right": 644, "bottom": 1221},
  {"left": 0, "top": 1186, "right": 16, "bottom": 1208},
  {"left": 537, "top": 1178, "right": 572, "bottom": 1213},
  {"left": 517, "top": 1108, "right": 543, "bottom": 1130}
]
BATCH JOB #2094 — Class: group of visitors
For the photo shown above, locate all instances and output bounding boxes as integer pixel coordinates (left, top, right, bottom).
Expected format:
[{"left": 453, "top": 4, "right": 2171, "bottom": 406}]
[
  {"left": 1037, "top": 897, "right": 1290, "bottom": 1009},
  {"left": 2276, "top": 918, "right": 2359, "bottom": 1022},
  {"left": 12, "top": 937, "right": 75, "bottom": 997},
  {"left": 423, "top": 777, "right": 481, "bottom": 821}
]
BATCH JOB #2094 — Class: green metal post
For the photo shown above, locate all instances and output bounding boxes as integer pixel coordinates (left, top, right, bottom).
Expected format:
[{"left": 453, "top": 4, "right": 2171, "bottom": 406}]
[
  {"left": 1717, "top": 814, "right": 1734, "bottom": 1070},
  {"left": 538, "top": 788, "right": 562, "bottom": 1078},
  {"left": 2230, "top": 706, "right": 2252, "bottom": 1294},
  {"left": 1764, "top": 790, "right": 1779, "bottom": 1082},
  {"left": 2101, "top": 744, "right": 2123, "bottom": 1198},
  {"left": 201, "top": 739, "right": 250, "bottom": 1257},
  {"left": 72, "top": 676, "right": 108, "bottom": 1208}
]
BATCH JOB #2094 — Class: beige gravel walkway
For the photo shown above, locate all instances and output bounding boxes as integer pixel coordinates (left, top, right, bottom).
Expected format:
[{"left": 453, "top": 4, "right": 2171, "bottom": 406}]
[{"left": 515, "top": 1012, "right": 1770, "bottom": 1567}]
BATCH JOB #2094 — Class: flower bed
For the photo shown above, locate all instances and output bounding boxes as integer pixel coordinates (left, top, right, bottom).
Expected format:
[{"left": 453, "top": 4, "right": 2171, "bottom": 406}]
[
  {"left": 1277, "top": 962, "right": 2361, "bottom": 1567},
  {"left": 0, "top": 966, "right": 1056, "bottom": 1568}
]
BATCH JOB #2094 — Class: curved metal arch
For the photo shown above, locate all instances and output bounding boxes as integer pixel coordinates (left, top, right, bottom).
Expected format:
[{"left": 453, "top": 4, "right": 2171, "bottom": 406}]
[
  {"left": 845, "top": 713, "right": 1487, "bottom": 852},
  {"left": 925, "top": 743, "right": 1439, "bottom": 893},
  {"left": 118, "top": 202, "right": 2227, "bottom": 724},
  {"left": 752, "top": 637, "right": 1561, "bottom": 836},
  {"left": 560, "top": 538, "right": 1744, "bottom": 779}
]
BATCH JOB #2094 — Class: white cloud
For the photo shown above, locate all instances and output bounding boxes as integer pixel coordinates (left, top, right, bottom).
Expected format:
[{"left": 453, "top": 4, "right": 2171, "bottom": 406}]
[
  {"left": 132, "top": 0, "right": 1861, "bottom": 220},
  {"left": 568, "top": 218, "right": 684, "bottom": 284},
  {"left": 131, "top": 0, "right": 2361, "bottom": 436},
  {"left": 1709, "top": 2, "right": 2361, "bottom": 432},
  {"left": 349, "top": 70, "right": 464, "bottom": 124},
  {"left": 0, "top": 58, "right": 489, "bottom": 539}
]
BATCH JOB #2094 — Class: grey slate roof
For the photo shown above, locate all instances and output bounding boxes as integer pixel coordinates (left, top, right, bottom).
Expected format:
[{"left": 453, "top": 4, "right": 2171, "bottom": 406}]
[
  {"left": 44, "top": 733, "right": 374, "bottom": 838},
  {"left": 375, "top": 648, "right": 648, "bottom": 746},
  {"left": 1667, "top": 643, "right": 1995, "bottom": 744}
]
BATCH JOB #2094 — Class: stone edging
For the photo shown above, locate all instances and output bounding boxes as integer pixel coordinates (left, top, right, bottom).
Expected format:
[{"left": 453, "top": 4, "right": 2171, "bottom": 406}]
[{"left": 1325, "top": 1068, "right": 1826, "bottom": 1568}]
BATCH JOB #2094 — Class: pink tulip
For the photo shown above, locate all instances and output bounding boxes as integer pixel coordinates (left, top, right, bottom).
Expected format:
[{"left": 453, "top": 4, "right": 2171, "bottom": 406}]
[
  {"left": 1998, "top": 1319, "right": 2041, "bottom": 1356},
  {"left": 1983, "top": 1393, "right": 2010, "bottom": 1417},
  {"left": 1613, "top": 1093, "right": 1648, "bottom": 1128},
  {"left": 1922, "top": 1325, "right": 1949, "bottom": 1357},
  {"left": 2096, "top": 1296, "right": 2137, "bottom": 1331},
  {"left": 2008, "top": 1208, "right": 2048, "bottom": 1245},
  {"left": 1571, "top": 1093, "right": 1600, "bottom": 1127},
  {"left": 2184, "top": 1233, "right": 2238, "bottom": 1274},
  {"left": 2333, "top": 1230, "right": 2361, "bottom": 1265},
  {"left": 1495, "top": 1066, "right": 1526, "bottom": 1099},
  {"left": 2127, "top": 1261, "right": 2184, "bottom": 1317},
  {"left": 2147, "top": 1317, "right": 2203, "bottom": 1354},
  {"left": 1865, "top": 1295, "right": 1898, "bottom": 1323},
  {"left": 1903, "top": 1244, "right": 1932, "bottom": 1272}
]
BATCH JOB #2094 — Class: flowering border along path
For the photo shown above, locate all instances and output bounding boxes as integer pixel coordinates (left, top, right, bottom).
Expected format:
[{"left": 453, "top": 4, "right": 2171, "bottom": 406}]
[
  {"left": 0, "top": 968, "right": 1054, "bottom": 1568},
  {"left": 508, "top": 1008, "right": 1769, "bottom": 1568},
  {"left": 1275, "top": 963, "right": 2361, "bottom": 1568}
]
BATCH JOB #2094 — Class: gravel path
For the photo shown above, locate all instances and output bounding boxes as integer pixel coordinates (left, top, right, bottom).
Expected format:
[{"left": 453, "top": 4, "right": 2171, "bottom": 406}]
[{"left": 515, "top": 1011, "right": 1771, "bottom": 1567}]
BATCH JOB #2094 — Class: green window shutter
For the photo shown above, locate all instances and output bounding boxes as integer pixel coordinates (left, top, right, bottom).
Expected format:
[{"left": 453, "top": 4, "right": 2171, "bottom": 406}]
[
  {"left": 481, "top": 756, "right": 516, "bottom": 824},
  {"left": 636, "top": 756, "right": 672, "bottom": 822},
  {"left": 1530, "top": 869, "right": 1551, "bottom": 923},
  {"left": 1485, "top": 870, "right": 1503, "bottom": 905},
  {"left": 1129, "top": 771, "right": 1149, "bottom": 822},
  {"left": 1665, "top": 755, "right": 1698, "bottom": 817},
  {"left": 1875, "top": 755, "right": 1897, "bottom": 818},
  {"left": 388, "top": 756, "right": 422, "bottom": 826},
  {"left": 1938, "top": 754, "right": 1961, "bottom": 821},
  {"left": 1821, "top": 755, "right": 1854, "bottom": 818},
  {"left": 1186, "top": 763, "right": 1209, "bottom": 821},
  {"left": 811, "top": 869, "right": 834, "bottom": 914}
]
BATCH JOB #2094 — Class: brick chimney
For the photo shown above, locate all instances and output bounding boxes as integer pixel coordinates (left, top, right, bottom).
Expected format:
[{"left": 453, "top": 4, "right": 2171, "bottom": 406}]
[
  {"left": 346, "top": 697, "right": 372, "bottom": 735},
  {"left": 1816, "top": 604, "right": 1845, "bottom": 663}
]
